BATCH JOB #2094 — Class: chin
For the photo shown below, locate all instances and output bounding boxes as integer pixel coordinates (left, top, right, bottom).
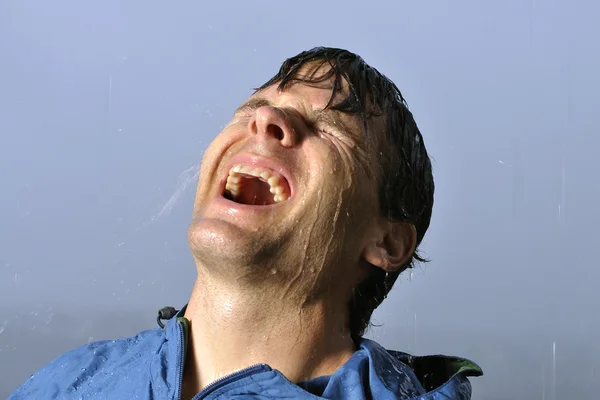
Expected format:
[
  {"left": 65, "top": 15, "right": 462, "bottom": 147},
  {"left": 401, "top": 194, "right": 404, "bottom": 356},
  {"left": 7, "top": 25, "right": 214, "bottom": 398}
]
[
  {"left": 189, "top": 218, "right": 245, "bottom": 259},
  {"left": 188, "top": 216, "right": 298, "bottom": 278},
  {"left": 187, "top": 217, "right": 268, "bottom": 268}
]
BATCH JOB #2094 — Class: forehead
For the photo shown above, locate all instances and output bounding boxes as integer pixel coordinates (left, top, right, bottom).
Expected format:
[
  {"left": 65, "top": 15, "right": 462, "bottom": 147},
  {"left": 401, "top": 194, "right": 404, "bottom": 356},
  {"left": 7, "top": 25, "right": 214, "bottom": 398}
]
[{"left": 259, "top": 62, "right": 347, "bottom": 107}]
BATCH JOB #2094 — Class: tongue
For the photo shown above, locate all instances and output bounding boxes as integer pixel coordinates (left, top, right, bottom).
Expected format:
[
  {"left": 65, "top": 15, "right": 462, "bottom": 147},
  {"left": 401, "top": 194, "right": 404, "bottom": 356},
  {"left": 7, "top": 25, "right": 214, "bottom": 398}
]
[{"left": 236, "top": 177, "right": 274, "bottom": 205}]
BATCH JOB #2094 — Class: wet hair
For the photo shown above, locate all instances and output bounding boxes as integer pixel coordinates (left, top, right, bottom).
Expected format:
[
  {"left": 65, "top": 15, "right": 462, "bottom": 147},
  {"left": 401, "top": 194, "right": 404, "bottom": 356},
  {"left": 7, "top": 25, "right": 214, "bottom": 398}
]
[{"left": 258, "top": 47, "right": 434, "bottom": 342}]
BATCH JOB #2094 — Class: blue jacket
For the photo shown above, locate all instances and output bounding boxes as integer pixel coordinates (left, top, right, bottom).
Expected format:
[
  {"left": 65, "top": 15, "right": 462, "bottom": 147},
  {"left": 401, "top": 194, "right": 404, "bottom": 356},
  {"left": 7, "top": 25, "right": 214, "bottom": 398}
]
[{"left": 9, "top": 306, "right": 482, "bottom": 399}]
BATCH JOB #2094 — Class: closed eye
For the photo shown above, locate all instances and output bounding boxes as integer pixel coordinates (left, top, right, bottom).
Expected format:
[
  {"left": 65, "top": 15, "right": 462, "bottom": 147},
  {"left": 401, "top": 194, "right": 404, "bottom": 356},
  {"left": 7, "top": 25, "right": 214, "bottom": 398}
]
[
  {"left": 317, "top": 125, "right": 373, "bottom": 178},
  {"left": 316, "top": 126, "right": 356, "bottom": 149}
]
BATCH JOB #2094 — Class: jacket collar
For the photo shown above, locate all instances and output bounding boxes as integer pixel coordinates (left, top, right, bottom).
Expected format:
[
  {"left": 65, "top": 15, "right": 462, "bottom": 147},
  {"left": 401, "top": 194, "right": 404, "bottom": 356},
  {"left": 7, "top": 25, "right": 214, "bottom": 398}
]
[{"left": 157, "top": 305, "right": 482, "bottom": 398}]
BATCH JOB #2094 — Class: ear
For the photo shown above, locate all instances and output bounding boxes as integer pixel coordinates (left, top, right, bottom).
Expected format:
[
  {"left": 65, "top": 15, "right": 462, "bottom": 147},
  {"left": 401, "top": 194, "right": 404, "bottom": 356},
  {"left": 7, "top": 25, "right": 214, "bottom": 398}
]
[{"left": 362, "top": 221, "right": 417, "bottom": 272}]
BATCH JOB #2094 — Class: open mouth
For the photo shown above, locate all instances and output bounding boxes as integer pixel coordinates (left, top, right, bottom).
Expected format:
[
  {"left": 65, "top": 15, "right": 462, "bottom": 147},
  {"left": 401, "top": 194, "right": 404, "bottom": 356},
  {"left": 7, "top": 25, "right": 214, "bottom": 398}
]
[{"left": 222, "top": 164, "right": 291, "bottom": 206}]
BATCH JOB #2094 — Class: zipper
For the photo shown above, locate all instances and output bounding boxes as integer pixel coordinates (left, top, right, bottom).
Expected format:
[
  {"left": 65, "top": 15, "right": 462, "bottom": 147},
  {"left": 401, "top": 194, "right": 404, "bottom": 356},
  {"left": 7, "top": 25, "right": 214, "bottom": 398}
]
[
  {"left": 192, "top": 364, "right": 270, "bottom": 399},
  {"left": 176, "top": 320, "right": 186, "bottom": 400}
]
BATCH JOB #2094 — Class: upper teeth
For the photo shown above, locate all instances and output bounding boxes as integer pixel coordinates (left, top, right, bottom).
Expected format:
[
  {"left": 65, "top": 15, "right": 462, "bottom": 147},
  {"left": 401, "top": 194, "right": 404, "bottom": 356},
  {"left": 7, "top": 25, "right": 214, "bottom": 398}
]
[{"left": 225, "top": 164, "right": 289, "bottom": 203}]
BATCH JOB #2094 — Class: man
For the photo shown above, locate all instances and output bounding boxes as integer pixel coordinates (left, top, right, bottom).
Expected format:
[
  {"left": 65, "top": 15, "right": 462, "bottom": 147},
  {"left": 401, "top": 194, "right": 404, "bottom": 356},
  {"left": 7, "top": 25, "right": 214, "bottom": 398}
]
[{"left": 9, "top": 47, "right": 482, "bottom": 399}]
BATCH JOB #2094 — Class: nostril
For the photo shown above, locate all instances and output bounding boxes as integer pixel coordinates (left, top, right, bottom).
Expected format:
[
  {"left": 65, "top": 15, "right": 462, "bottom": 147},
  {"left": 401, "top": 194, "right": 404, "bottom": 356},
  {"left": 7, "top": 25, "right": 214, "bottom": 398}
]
[{"left": 267, "top": 124, "right": 284, "bottom": 141}]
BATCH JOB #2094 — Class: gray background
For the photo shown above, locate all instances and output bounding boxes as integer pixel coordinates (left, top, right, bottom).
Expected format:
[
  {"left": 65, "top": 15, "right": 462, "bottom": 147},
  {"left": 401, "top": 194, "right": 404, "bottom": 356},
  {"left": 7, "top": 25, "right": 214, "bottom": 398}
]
[{"left": 1, "top": 1, "right": 598, "bottom": 398}]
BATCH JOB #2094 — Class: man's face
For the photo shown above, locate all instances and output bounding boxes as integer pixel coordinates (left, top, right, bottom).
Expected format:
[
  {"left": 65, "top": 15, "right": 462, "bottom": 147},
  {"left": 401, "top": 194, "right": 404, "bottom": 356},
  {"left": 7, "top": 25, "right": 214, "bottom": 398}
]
[{"left": 188, "top": 64, "right": 385, "bottom": 298}]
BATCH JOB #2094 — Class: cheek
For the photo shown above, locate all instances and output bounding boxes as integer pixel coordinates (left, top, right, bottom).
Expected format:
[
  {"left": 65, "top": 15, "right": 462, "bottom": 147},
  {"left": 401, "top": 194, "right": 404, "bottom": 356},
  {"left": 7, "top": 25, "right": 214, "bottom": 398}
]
[
  {"left": 195, "top": 144, "right": 221, "bottom": 197},
  {"left": 316, "top": 141, "right": 356, "bottom": 191},
  {"left": 199, "top": 129, "right": 247, "bottom": 179}
]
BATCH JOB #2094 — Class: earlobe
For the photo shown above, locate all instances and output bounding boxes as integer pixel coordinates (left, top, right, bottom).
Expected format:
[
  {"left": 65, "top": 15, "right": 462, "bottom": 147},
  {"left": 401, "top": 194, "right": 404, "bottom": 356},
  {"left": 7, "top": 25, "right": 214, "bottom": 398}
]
[{"left": 362, "top": 222, "right": 417, "bottom": 272}]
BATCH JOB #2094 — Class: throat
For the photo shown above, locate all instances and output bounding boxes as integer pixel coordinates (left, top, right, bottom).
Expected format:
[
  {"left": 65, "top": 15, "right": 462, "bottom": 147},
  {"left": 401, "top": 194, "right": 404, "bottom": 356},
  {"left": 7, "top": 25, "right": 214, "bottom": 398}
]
[{"left": 183, "top": 290, "right": 356, "bottom": 388}]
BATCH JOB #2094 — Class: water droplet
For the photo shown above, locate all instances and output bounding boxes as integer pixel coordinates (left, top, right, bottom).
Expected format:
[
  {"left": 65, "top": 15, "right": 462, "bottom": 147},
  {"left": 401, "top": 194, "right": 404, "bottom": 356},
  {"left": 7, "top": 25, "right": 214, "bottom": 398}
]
[
  {"left": 0, "top": 320, "right": 7, "bottom": 335},
  {"left": 270, "top": 268, "right": 277, "bottom": 275}
]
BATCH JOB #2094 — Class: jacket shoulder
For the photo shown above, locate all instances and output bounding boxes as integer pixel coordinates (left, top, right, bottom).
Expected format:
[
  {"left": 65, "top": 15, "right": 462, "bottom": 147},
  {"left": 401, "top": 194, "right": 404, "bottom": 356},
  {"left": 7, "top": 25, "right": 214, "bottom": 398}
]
[{"left": 8, "top": 327, "right": 164, "bottom": 400}]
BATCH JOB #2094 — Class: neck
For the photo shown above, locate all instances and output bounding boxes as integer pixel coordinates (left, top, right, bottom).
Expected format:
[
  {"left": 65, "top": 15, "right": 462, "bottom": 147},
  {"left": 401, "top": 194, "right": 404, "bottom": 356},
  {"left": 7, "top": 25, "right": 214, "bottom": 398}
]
[{"left": 181, "top": 273, "right": 356, "bottom": 396}]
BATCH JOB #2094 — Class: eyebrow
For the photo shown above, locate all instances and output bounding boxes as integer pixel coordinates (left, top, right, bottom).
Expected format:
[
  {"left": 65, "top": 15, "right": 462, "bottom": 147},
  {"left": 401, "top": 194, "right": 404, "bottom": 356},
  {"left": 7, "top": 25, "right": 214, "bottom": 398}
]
[
  {"left": 235, "top": 97, "right": 272, "bottom": 114},
  {"left": 235, "top": 97, "right": 355, "bottom": 135}
]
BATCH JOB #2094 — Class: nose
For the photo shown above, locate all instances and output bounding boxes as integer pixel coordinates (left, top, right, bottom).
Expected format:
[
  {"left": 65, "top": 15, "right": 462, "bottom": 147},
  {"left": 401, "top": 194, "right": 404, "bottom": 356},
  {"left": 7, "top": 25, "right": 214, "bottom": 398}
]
[{"left": 249, "top": 106, "right": 297, "bottom": 147}]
